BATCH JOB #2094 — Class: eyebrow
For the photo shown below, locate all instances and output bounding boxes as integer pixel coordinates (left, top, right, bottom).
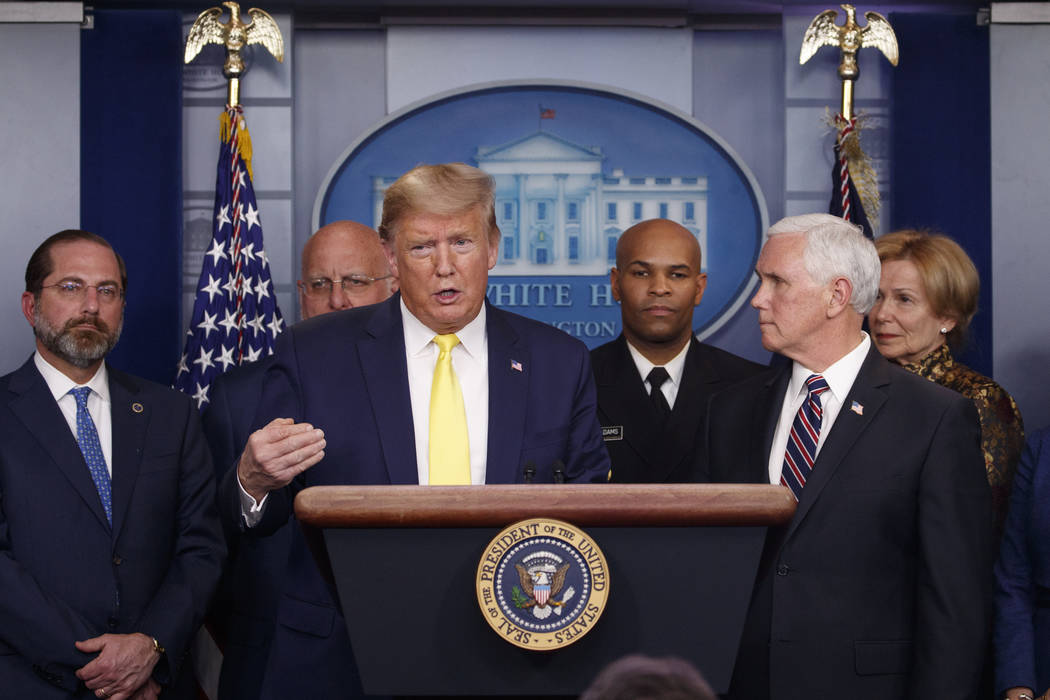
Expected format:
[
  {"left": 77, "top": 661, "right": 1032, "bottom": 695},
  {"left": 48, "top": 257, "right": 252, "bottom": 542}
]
[
  {"left": 307, "top": 272, "right": 368, "bottom": 278},
  {"left": 627, "top": 260, "right": 692, "bottom": 270},
  {"left": 56, "top": 275, "right": 121, "bottom": 286}
]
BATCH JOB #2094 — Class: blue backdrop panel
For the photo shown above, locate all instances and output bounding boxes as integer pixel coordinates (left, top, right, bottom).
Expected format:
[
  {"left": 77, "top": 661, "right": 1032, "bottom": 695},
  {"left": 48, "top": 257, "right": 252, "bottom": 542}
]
[
  {"left": 81, "top": 9, "right": 183, "bottom": 384},
  {"left": 890, "top": 13, "right": 991, "bottom": 375},
  {"left": 318, "top": 85, "right": 766, "bottom": 349}
]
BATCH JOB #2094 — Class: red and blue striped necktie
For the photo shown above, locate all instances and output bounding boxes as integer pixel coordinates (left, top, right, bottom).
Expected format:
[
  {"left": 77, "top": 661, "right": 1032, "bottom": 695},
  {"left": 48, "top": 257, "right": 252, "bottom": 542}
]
[{"left": 780, "top": 374, "right": 830, "bottom": 501}]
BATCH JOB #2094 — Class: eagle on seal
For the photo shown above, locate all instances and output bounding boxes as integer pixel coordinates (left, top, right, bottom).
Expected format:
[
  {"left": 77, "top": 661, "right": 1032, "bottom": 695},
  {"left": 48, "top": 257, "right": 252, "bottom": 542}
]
[{"left": 515, "top": 562, "right": 570, "bottom": 608}]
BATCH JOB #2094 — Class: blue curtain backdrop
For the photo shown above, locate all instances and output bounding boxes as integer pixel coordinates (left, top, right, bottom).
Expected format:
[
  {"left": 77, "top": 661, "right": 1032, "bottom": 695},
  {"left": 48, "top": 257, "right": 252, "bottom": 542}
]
[
  {"left": 81, "top": 9, "right": 183, "bottom": 385},
  {"left": 890, "top": 12, "right": 992, "bottom": 376}
]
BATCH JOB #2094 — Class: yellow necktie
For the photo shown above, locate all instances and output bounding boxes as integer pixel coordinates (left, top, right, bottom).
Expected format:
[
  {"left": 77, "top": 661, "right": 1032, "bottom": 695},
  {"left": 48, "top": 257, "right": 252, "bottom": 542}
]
[{"left": 428, "top": 334, "right": 470, "bottom": 485}]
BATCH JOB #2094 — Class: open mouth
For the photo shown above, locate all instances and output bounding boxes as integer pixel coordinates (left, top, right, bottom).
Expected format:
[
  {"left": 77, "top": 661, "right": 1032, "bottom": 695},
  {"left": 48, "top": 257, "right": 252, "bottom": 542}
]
[{"left": 434, "top": 289, "right": 461, "bottom": 303}]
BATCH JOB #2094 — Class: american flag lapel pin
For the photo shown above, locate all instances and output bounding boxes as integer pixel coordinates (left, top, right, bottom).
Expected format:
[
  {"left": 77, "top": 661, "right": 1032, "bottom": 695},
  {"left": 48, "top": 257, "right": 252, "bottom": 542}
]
[
  {"left": 510, "top": 359, "right": 523, "bottom": 373},
  {"left": 850, "top": 400, "right": 864, "bottom": 416}
]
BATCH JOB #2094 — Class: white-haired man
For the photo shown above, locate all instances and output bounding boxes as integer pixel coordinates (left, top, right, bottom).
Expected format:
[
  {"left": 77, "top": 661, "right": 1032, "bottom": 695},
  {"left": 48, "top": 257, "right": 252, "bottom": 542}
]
[{"left": 707, "top": 214, "right": 991, "bottom": 700}]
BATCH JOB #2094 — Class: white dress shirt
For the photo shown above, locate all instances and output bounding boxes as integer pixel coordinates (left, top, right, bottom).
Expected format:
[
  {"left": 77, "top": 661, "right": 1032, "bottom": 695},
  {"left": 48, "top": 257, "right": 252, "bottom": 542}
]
[
  {"left": 34, "top": 352, "right": 112, "bottom": 476},
  {"left": 766, "top": 333, "right": 870, "bottom": 484},
  {"left": 625, "top": 339, "right": 690, "bottom": 410},
  {"left": 401, "top": 298, "right": 489, "bottom": 485}
]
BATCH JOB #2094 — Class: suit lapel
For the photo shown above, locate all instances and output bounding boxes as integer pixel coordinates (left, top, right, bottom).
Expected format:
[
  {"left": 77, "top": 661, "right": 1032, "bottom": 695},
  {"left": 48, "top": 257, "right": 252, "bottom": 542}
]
[
  {"left": 7, "top": 358, "right": 111, "bottom": 532},
  {"left": 785, "top": 347, "right": 890, "bottom": 539},
  {"left": 749, "top": 367, "right": 789, "bottom": 485},
  {"left": 662, "top": 338, "right": 711, "bottom": 478},
  {"left": 358, "top": 296, "right": 418, "bottom": 484},
  {"left": 594, "top": 337, "right": 666, "bottom": 476},
  {"left": 485, "top": 305, "right": 529, "bottom": 484},
  {"left": 108, "top": 367, "right": 149, "bottom": 540}
]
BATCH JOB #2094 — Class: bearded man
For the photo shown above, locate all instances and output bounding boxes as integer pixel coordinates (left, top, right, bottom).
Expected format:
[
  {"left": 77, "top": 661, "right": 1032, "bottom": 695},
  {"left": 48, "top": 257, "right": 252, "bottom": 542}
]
[{"left": 0, "top": 229, "right": 224, "bottom": 699}]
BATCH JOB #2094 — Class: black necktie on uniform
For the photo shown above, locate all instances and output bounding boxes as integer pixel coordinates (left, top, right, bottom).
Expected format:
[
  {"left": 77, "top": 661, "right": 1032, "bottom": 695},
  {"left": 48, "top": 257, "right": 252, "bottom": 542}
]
[{"left": 647, "top": 367, "right": 671, "bottom": 419}]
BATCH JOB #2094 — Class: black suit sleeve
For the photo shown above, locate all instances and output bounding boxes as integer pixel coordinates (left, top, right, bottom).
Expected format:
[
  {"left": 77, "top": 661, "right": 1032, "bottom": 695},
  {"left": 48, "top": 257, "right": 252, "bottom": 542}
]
[
  {"left": 136, "top": 399, "right": 226, "bottom": 683},
  {"left": 217, "top": 332, "right": 303, "bottom": 539},
  {"left": 912, "top": 396, "right": 992, "bottom": 698},
  {"left": 562, "top": 343, "right": 610, "bottom": 484},
  {"left": 0, "top": 501, "right": 96, "bottom": 690},
  {"left": 202, "top": 376, "right": 238, "bottom": 485}
]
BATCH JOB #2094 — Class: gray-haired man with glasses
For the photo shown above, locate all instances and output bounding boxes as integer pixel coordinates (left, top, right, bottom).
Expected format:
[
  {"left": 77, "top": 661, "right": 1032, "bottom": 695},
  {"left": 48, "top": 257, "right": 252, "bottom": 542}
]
[
  {"left": 296, "top": 220, "right": 397, "bottom": 319},
  {"left": 201, "top": 219, "right": 394, "bottom": 700}
]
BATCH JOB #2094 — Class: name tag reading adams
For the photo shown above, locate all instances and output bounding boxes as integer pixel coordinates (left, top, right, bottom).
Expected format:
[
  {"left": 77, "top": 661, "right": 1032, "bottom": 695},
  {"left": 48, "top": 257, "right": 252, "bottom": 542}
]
[
  {"left": 476, "top": 518, "right": 609, "bottom": 651},
  {"left": 602, "top": 426, "right": 623, "bottom": 442}
]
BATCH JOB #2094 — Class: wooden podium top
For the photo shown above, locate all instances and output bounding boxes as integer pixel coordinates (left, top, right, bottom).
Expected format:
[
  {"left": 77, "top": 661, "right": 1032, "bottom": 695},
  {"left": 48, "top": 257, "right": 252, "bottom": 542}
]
[{"left": 294, "top": 483, "right": 795, "bottom": 528}]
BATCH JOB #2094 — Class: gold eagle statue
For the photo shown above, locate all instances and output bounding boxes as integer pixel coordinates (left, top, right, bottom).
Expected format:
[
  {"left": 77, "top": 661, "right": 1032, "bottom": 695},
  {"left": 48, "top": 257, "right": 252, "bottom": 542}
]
[
  {"left": 800, "top": 3, "right": 898, "bottom": 81},
  {"left": 184, "top": 1, "right": 284, "bottom": 79}
]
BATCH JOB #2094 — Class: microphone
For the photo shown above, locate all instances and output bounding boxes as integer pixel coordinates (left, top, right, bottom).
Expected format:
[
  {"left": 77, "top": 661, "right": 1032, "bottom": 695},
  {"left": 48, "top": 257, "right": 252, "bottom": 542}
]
[
  {"left": 552, "top": 460, "right": 566, "bottom": 484},
  {"left": 523, "top": 461, "right": 537, "bottom": 484}
]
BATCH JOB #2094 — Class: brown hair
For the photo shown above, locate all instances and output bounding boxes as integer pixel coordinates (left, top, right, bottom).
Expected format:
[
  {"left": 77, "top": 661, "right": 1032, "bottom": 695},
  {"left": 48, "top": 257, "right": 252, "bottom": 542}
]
[
  {"left": 25, "top": 229, "right": 127, "bottom": 295},
  {"left": 580, "top": 654, "right": 715, "bottom": 700},
  {"left": 378, "top": 163, "right": 499, "bottom": 243},
  {"left": 874, "top": 229, "right": 978, "bottom": 348}
]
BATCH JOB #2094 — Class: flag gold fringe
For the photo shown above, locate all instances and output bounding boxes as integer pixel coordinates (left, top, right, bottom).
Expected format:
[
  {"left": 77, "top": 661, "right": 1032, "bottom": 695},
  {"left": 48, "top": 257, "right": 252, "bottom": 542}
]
[
  {"left": 219, "top": 110, "right": 255, "bottom": 180},
  {"left": 825, "top": 110, "right": 880, "bottom": 231}
]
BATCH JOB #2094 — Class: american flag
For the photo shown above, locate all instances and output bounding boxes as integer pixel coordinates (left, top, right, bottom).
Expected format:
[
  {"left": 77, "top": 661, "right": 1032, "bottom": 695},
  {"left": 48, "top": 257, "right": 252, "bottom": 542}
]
[
  {"left": 829, "top": 114, "right": 874, "bottom": 239},
  {"left": 175, "top": 105, "right": 284, "bottom": 409}
]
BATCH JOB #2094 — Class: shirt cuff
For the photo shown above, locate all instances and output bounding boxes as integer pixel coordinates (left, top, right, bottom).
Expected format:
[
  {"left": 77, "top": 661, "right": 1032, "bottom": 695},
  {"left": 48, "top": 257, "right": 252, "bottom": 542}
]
[{"left": 237, "top": 476, "right": 268, "bottom": 528}]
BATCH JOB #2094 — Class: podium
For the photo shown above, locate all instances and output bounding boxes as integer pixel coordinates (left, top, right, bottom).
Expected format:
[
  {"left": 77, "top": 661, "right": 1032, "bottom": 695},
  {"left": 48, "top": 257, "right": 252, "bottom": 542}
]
[{"left": 295, "top": 484, "right": 794, "bottom": 696}]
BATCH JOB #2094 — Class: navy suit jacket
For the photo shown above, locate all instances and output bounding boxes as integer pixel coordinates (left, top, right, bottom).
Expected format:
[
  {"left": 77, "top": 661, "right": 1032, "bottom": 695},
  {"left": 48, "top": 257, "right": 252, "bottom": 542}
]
[
  {"left": 592, "top": 334, "right": 763, "bottom": 482},
  {"left": 707, "top": 346, "right": 991, "bottom": 700},
  {"left": 218, "top": 295, "right": 609, "bottom": 698},
  {"left": 201, "top": 356, "right": 288, "bottom": 700},
  {"left": 995, "top": 427, "right": 1050, "bottom": 695},
  {"left": 0, "top": 357, "right": 225, "bottom": 699}
]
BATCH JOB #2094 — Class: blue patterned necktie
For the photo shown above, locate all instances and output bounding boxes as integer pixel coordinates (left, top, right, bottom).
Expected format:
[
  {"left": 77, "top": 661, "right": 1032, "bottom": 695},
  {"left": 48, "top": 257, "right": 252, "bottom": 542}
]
[
  {"left": 780, "top": 374, "right": 830, "bottom": 502},
  {"left": 70, "top": 387, "right": 112, "bottom": 524}
]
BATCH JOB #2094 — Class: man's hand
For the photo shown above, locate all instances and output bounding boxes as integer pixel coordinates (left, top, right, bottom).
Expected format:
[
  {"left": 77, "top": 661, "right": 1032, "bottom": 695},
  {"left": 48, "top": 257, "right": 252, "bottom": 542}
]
[
  {"left": 237, "top": 418, "right": 326, "bottom": 502},
  {"left": 74, "top": 633, "right": 159, "bottom": 700},
  {"left": 128, "top": 678, "right": 161, "bottom": 700}
]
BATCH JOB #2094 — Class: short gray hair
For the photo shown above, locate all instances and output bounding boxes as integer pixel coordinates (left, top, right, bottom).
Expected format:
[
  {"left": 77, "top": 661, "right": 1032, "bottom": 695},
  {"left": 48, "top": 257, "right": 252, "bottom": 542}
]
[{"left": 767, "top": 213, "right": 880, "bottom": 314}]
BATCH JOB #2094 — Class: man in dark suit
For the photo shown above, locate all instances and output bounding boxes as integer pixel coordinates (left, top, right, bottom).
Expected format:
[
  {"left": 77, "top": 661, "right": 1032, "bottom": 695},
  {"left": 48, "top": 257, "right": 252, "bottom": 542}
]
[
  {"left": 706, "top": 214, "right": 991, "bottom": 700},
  {"left": 223, "top": 163, "right": 610, "bottom": 698},
  {"left": 591, "top": 218, "right": 762, "bottom": 482},
  {"left": 0, "top": 230, "right": 224, "bottom": 699},
  {"left": 201, "top": 220, "right": 395, "bottom": 700}
]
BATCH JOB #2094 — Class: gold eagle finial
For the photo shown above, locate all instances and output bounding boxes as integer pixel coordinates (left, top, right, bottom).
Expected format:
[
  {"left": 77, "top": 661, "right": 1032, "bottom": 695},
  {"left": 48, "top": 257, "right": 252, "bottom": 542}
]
[
  {"left": 800, "top": 4, "right": 898, "bottom": 120},
  {"left": 184, "top": 2, "right": 284, "bottom": 106}
]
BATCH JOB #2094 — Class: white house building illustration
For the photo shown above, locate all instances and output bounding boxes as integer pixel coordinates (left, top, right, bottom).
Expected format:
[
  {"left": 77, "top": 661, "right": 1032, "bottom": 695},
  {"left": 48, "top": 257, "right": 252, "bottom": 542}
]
[{"left": 371, "top": 130, "right": 708, "bottom": 275}]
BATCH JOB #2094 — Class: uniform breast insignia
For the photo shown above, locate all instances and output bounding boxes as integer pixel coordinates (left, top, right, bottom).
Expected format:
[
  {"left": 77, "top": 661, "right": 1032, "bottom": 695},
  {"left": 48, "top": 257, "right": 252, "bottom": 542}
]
[{"left": 476, "top": 518, "right": 609, "bottom": 651}]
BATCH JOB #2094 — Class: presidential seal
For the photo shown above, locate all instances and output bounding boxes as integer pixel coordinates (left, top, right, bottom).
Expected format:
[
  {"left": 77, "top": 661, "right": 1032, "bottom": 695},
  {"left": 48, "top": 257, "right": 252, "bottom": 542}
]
[{"left": 476, "top": 518, "right": 609, "bottom": 651}]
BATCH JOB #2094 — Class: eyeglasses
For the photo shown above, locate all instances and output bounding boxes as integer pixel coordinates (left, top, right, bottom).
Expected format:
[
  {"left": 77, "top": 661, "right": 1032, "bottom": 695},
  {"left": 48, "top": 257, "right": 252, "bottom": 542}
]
[
  {"left": 40, "top": 281, "right": 124, "bottom": 302},
  {"left": 298, "top": 274, "right": 392, "bottom": 297}
]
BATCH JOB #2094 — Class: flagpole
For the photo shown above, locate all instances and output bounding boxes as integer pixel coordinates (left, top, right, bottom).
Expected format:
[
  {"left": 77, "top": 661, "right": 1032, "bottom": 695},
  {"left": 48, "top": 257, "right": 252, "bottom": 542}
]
[
  {"left": 178, "top": 1, "right": 286, "bottom": 406},
  {"left": 799, "top": 4, "right": 898, "bottom": 236},
  {"left": 228, "top": 77, "right": 239, "bottom": 109}
]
